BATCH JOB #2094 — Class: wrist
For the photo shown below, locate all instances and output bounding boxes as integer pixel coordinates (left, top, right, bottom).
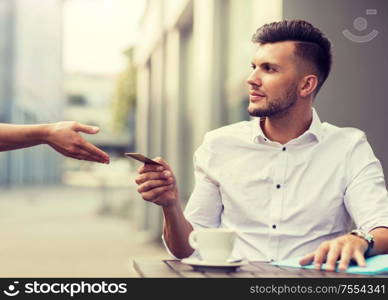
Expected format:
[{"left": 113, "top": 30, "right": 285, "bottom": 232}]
[
  {"left": 350, "top": 229, "right": 375, "bottom": 256},
  {"left": 36, "top": 124, "right": 52, "bottom": 144},
  {"left": 162, "top": 200, "right": 183, "bottom": 217}
]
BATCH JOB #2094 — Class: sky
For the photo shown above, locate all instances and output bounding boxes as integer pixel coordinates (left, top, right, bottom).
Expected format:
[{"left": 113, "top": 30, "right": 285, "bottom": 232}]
[{"left": 63, "top": 0, "right": 145, "bottom": 75}]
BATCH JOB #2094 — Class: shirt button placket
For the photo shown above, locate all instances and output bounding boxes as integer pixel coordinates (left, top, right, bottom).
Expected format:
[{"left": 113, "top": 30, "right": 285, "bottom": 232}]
[{"left": 269, "top": 146, "right": 287, "bottom": 261}]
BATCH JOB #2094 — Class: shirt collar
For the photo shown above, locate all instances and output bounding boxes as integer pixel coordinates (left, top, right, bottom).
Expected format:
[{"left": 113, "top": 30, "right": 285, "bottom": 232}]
[
  {"left": 308, "top": 108, "right": 323, "bottom": 142},
  {"left": 251, "top": 108, "right": 323, "bottom": 144}
]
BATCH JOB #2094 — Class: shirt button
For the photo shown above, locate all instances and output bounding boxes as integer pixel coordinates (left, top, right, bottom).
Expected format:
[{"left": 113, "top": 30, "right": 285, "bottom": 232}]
[
  {"left": 282, "top": 147, "right": 286, "bottom": 151},
  {"left": 276, "top": 184, "right": 281, "bottom": 189},
  {"left": 272, "top": 224, "right": 277, "bottom": 229}
]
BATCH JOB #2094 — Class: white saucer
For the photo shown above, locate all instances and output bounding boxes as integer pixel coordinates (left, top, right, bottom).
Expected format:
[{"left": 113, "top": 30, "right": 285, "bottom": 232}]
[{"left": 181, "top": 258, "right": 247, "bottom": 268}]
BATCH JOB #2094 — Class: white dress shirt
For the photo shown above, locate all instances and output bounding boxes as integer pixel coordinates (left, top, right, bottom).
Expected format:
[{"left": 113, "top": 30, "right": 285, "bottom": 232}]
[{"left": 163, "top": 108, "right": 388, "bottom": 261}]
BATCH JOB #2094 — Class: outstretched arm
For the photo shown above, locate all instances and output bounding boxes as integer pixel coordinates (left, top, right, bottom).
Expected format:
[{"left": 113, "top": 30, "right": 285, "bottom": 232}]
[{"left": 0, "top": 121, "right": 110, "bottom": 164}]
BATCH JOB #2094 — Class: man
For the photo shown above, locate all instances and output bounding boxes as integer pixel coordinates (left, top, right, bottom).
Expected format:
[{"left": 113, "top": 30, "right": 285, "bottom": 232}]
[
  {"left": 135, "top": 20, "right": 388, "bottom": 271},
  {"left": 0, "top": 121, "right": 109, "bottom": 163}
]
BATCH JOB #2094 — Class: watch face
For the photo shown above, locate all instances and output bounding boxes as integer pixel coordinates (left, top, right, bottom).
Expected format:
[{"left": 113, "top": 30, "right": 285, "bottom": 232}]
[{"left": 352, "top": 230, "right": 374, "bottom": 244}]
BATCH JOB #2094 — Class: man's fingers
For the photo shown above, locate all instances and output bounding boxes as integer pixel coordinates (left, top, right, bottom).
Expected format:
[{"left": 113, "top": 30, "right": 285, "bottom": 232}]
[
  {"left": 141, "top": 184, "right": 173, "bottom": 201},
  {"left": 138, "top": 164, "right": 164, "bottom": 174},
  {"left": 354, "top": 250, "right": 367, "bottom": 267},
  {"left": 74, "top": 123, "right": 100, "bottom": 134},
  {"left": 313, "top": 243, "right": 330, "bottom": 269},
  {"left": 135, "top": 171, "right": 171, "bottom": 185},
  {"left": 299, "top": 252, "right": 315, "bottom": 266},
  {"left": 138, "top": 179, "right": 173, "bottom": 193},
  {"left": 300, "top": 235, "right": 370, "bottom": 274},
  {"left": 137, "top": 158, "right": 175, "bottom": 176},
  {"left": 153, "top": 157, "right": 177, "bottom": 182},
  {"left": 338, "top": 246, "right": 352, "bottom": 271},
  {"left": 80, "top": 141, "right": 110, "bottom": 163},
  {"left": 325, "top": 244, "right": 341, "bottom": 271},
  {"left": 153, "top": 157, "right": 174, "bottom": 173}
]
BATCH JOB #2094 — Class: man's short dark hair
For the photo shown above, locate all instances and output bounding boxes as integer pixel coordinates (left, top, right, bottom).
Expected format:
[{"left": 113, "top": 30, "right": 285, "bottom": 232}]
[{"left": 252, "top": 19, "right": 332, "bottom": 95}]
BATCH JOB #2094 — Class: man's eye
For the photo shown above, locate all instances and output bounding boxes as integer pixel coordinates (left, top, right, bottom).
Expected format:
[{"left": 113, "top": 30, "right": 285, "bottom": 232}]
[
  {"left": 250, "top": 63, "right": 256, "bottom": 70},
  {"left": 263, "top": 64, "right": 273, "bottom": 71}
]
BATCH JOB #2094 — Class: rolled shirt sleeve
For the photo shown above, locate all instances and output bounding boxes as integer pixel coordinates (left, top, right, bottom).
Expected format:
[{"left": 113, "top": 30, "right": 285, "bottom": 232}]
[{"left": 344, "top": 132, "right": 388, "bottom": 232}]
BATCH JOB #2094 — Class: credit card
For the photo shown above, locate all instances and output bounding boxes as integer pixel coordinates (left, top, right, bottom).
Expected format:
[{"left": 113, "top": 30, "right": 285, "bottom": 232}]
[{"left": 124, "top": 153, "right": 162, "bottom": 165}]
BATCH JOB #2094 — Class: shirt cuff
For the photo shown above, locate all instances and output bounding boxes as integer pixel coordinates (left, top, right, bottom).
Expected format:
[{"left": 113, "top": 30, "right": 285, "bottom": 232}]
[{"left": 360, "top": 221, "right": 388, "bottom": 233}]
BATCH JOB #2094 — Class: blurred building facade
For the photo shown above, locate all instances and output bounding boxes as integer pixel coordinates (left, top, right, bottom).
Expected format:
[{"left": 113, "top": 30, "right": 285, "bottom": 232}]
[
  {"left": 0, "top": 0, "right": 63, "bottom": 186},
  {"left": 64, "top": 72, "right": 132, "bottom": 156}
]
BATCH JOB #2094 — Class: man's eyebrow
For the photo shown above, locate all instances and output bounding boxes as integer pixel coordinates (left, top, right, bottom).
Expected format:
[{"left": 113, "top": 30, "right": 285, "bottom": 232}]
[
  {"left": 262, "top": 62, "right": 280, "bottom": 67},
  {"left": 251, "top": 60, "right": 280, "bottom": 68}
]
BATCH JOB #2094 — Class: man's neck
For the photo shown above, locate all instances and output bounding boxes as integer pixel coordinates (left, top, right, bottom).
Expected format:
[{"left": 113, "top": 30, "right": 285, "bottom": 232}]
[{"left": 261, "top": 104, "right": 313, "bottom": 145}]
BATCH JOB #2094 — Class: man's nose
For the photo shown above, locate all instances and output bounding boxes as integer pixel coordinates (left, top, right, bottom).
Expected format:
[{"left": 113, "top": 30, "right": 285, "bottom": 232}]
[{"left": 246, "top": 72, "right": 261, "bottom": 87}]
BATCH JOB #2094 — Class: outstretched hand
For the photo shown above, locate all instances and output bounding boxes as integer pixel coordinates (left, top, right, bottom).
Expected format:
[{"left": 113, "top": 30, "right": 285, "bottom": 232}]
[{"left": 45, "top": 121, "right": 110, "bottom": 164}]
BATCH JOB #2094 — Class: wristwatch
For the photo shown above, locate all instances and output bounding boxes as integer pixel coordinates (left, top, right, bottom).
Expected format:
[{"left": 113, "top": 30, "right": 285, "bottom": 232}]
[{"left": 350, "top": 229, "right": 374, "bottom": 256}]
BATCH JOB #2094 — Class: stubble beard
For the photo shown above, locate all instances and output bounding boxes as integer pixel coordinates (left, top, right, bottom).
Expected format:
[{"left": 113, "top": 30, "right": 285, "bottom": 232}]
[{"left": 248, "top": 83, "right": 298, "bottom": 118}]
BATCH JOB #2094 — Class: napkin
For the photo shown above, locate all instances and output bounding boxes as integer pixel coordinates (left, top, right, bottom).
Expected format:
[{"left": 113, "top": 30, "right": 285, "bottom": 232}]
[{"left": 271, "top": 254, "right": 388, "bottom": 275}]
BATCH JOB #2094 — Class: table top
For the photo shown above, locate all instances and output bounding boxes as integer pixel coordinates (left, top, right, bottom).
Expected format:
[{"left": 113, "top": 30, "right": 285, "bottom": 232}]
[{"left": 132, "top": 259, "right": 388, "bottom": 278}]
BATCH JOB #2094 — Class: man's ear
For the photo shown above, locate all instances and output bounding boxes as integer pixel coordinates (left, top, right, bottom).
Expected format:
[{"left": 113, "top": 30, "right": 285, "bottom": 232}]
[{"left": 299, "top": 74, "right": 318, "bottom": 97}]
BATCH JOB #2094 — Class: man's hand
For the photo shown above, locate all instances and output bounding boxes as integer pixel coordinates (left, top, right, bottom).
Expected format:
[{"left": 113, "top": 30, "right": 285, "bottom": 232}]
[
  {"left": 44, "top": 121, "right": 110, "bottom": 164},
  {"left": 135, "top": 157, "right": 178, "bottom": 207},
  {"left": 135, "top": 157, "right": 194, "bottom": 258},
  {"left": 299, "top": 234, "right": 369, "bottom": 271}
]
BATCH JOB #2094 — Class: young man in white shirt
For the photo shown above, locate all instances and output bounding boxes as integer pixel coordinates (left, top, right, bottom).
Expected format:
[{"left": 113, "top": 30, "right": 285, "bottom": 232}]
[{"left": 135, "top": 20, "right": 388, "bottom": 271}]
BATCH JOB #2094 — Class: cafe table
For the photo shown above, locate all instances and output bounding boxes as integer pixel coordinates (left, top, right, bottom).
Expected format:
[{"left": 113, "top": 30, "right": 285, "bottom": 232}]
[{"left": 132, "top": 259, "right": 388, "bottom": 278}]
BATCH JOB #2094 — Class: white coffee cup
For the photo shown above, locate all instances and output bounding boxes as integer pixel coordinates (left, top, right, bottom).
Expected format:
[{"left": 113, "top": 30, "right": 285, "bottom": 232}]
[{"left": 188, "top": 228, "right": 236, "bottom": 262}]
